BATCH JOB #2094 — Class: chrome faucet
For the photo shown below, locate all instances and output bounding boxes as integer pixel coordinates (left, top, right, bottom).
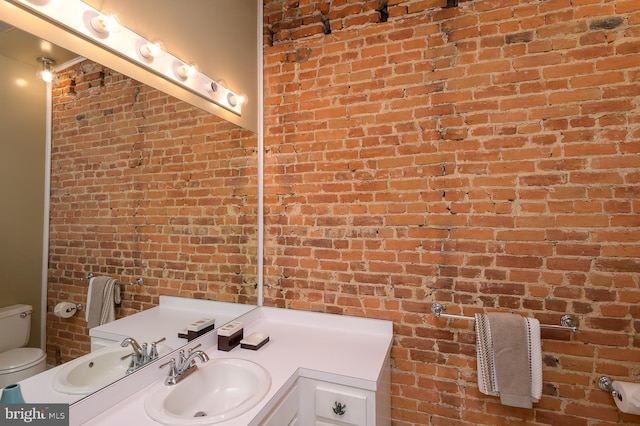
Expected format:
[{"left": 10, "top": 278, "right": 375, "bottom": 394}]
[
  {"left": 181, "top": 349, "right": 209, "bottom": 370},
  {"left": 120, "top": 337, "right": 165, "bottom": 374},
  {"left": 121, "top": 337, "right": 143, "bottom": 373},
  {"left": 121, "top": 337, "right": 142, "bottom": 356},
  {"left": 162, "top": 348, "right": 209, "bottom": 385}
]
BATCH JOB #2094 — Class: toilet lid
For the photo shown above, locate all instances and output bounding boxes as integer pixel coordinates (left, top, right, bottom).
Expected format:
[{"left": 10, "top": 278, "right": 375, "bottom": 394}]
[{"left": 0, "top": 348, "right": 46, "bottom": 373}]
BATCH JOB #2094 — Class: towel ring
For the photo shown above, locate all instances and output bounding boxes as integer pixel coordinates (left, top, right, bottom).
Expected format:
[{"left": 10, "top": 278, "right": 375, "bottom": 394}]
[{"left": 431, "top": 303, "right": 578, "bottom": 332}]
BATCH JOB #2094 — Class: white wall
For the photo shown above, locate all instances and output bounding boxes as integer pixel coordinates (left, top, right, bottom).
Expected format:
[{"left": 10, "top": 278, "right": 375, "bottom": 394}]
[{"left": 0, "top": 54, "right": 46, "bottom": 348}]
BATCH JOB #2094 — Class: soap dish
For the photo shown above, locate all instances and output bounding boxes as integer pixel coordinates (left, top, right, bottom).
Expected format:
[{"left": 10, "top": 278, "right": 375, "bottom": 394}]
[{"left": 240, "top": 333, "right": 269, "bottom": 350}]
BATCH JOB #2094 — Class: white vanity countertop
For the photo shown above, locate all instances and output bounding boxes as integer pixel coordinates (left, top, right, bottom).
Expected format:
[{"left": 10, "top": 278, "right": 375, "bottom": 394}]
[
  {"left": 17, "top": 297, "right": 255, "bottom": 405},
  {"left": 80, "top": 306, "right": 393, "bottom": 426},
  {"left": 90, "top": 296, "right": 256, "bottom": 349}
]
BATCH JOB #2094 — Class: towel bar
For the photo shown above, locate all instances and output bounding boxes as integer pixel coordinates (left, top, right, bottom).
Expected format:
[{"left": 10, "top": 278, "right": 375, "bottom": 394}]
[
  {"left": 82, "top": 273, "right": 144, "bottom": 287},
  {"left": 431, "top": 303, "right": 578, "bottom": 332}
]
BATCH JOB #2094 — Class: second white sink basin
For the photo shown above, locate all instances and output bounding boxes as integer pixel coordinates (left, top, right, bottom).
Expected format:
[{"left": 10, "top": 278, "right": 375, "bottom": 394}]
[
  {"left": 144, "top": 358, "right": 271, "bottom": 425},
  {"left": 52, "top": 343, "right": 172, "bottom": 395}
]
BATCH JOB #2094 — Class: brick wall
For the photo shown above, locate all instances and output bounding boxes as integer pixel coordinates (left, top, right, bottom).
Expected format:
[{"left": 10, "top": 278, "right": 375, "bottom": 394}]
[
  {"left": 262, "top": 0, "right": 640, "bottom": 424},
  {"left": 46, "top": 61, "right": 258, "bottom": 364}
]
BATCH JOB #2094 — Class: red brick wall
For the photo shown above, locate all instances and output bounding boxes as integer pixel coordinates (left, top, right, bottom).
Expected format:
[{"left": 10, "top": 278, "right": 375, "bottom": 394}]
[
  {"left": 263, "top": 0, "right": 640, "bottom": 424},
  {"left": 46, "top": 61, "right": 258, "bottom": 364}
]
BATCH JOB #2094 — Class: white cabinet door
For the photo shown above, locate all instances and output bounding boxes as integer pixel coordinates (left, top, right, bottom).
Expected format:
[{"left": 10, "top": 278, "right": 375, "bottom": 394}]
[{"left": 260, "top": 381, "right": 299, "bottom": 426}]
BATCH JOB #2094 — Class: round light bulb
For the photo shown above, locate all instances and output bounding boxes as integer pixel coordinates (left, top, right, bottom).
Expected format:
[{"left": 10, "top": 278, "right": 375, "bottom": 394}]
[
  {"left": 37, "top": 57, "right": 56, "bottom": 83},
  {"left": 139, "top": 41, "right": 162, "bottom": 59},
  {"left": 90, "top": 13, "right": 118, "bottom": 34},
  {"left": 227, "top": 92, "right": 237, "bottom": 107},
  {"left": 41, "top": 69, "right": 53, "bottom": 83},
  {"left": 176, "top": 64, "right": 197, "bottom": 80},
  {"left": 208, "top": 81, "right": 221, "bottom": 93}
]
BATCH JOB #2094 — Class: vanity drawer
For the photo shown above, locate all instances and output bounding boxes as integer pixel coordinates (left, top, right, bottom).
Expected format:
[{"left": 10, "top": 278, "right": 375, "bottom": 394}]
[{"left": 315, "top": 385, "right": 369, "bottom": 426}]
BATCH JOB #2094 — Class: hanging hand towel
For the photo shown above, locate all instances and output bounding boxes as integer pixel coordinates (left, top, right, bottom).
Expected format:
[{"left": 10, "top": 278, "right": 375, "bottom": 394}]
[
  {"left": 85, "top": 276, "right": 121, "bottom": 329},
  {"left": 475, "top": 312, "right": 542, "bottom": 408},
  {"left": 527, "top": 317, "right": 542, "bottom": 402},
  {"left": 475, "top": 313, "right": 498, "bottom": 397}
]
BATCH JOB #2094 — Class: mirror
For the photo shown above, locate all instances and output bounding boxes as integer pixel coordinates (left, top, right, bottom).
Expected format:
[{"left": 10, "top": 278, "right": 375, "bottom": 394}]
[{"left": 0, "top": 0, "right": 260, "bottom": 405}]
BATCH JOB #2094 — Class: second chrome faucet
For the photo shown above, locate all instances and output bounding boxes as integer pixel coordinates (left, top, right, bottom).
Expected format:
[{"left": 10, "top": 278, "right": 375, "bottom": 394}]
[
  {"left": 161, "top": 345, "right": 210, "bottom": 385},
  {"left": 121, "top": 337, "right": 165, "bottom": 374}
]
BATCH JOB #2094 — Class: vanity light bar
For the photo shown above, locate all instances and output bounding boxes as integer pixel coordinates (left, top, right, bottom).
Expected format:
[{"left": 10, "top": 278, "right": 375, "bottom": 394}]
[{"left": 9, "top": 0, "right": 243, "bottom": 116}]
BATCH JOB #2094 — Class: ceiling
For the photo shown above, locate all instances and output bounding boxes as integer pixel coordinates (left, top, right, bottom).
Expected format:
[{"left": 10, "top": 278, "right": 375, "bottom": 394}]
[{"left": 0, "top": 20, "right": 78, "bottom": 71}]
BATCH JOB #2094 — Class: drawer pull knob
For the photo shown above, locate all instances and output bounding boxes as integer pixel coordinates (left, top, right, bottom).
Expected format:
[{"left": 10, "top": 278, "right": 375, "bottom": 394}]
[{"left": 332, "top": 401, "right": 347, "bottom": 416}]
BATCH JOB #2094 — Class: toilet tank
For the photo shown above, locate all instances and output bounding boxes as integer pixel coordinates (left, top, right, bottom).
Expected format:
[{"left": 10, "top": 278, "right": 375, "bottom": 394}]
[{"left": 0, "top": 304, "right": 32, "bottom": 353}]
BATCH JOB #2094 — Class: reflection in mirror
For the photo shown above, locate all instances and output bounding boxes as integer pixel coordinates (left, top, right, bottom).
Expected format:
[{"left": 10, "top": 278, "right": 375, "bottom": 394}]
[
  {"left": 47, "top": 57, "right": 258, "bottom": 363},
  {"left": 0, "top": 8, "right": 258, "bottom": 404},
  {"left": 3, "top": 0, "right": 259, "bottom": 132},
  {"left": 0, "top": 18, "right": 78, "bottom": 360}
]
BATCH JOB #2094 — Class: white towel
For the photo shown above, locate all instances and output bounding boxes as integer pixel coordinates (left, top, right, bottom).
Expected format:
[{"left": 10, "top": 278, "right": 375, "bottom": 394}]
[
  {"left": 475, "top": 313, "right": 543, "bottom": 407},
  {"left": 527, "top": 317, "right": 542, "bottom": 402},
  {"left": 475, "top": 313, "right": 498, "bottom": 396},
  {"left": 86, "top": 276, "right": 121, "bottom": 328}
]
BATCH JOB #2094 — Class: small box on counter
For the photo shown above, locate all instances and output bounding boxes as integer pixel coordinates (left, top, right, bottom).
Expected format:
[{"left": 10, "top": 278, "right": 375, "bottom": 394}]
[
  {"left": 240, "top": 332, "right": 270, "bottom": 351},
  {"left": 177, "top": 317, "right": 215, "bottom": 341},
  {"left": 187, "top": 318, "right": 215, "bottom": 341},
  {"left": 217, "top": 320, "right": 244, "bottom": 351}
]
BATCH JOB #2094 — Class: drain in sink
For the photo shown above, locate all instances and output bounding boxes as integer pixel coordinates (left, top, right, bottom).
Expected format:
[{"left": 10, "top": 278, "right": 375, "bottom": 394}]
[{"left": 194, "top": 411, "right": 207, "bottom": 417}]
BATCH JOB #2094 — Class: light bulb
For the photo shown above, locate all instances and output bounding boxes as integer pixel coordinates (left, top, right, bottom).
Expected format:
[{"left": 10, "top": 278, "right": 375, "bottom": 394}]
[
  {"left": 37, "top": 57, "right": 56, "bottom": 83},
  {"left": 90, "top": 13, "right": 118, "bottom": 34},
  {"left": 207, "top": 80, "right": 224, "bottom": 93},
  {"left": 139, "top": 41, "right": 163, "bottom": 60},
  {"left": 176, "top": 63, "right": 197, "bottom": 80},
  {"left": 227, "top": 92, "right": 238, "bottom": 107},
  {"left": 41, "top": 69, "right": 53, "bottom": 83}
]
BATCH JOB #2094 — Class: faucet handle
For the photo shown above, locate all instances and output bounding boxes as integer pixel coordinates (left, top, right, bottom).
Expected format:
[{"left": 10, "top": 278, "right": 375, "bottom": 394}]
[
  {"left": 149, "top": 342, "right": 159, "bottom": 360},
  {"left": 187, "top": 343, "right": 202, "bottom": 354},
  {"left": 168, "top": 359, "right": 177, "bottom": 375},
  {"left": 141, "top": 343, "right": 149, "bottom": 364},
  {"left": 178, "top": 349, "right": 186, "bottom": 366},
  {"left": 159, "top": 358, "right": 179, "bottom": 385},
  {"left": 185, "top": 344, "right": 203, "bottom": 367},
  {"left": 127, "top": 357, "right": 136, "bottom": 371}
]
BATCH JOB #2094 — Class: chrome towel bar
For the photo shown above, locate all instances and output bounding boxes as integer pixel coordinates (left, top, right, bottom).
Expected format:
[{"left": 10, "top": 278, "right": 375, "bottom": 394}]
[
  {"left": 431, "top": 303, "right": 579, "bottom": 332},
  {"left": 82, "top": 272, "right": 144, "bottom": 287}
]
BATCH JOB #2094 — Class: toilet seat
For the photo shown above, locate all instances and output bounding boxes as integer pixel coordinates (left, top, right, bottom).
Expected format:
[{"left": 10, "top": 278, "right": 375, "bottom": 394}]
[{"left": 0, "top": 347, "right": 46, "bottom": 374}]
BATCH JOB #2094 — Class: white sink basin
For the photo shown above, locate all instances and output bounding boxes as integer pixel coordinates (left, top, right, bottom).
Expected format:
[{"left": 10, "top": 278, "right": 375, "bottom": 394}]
[
  {"left": 144, "top": 358, "right": 271, "bottom": 425},
  {"left": 52, "top": 343, "right": 172, "bottom": 395}
]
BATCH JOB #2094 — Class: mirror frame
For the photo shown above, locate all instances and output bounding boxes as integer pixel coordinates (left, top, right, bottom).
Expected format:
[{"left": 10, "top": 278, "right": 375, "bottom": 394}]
[{"left": 0, "top": 0, "right": 263, "bottom": 405}]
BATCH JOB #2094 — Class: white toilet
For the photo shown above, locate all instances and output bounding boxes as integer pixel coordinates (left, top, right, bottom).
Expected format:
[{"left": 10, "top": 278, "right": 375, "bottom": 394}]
[{"left": 0, "top": 304, "right": 47, "bottom": 388}]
